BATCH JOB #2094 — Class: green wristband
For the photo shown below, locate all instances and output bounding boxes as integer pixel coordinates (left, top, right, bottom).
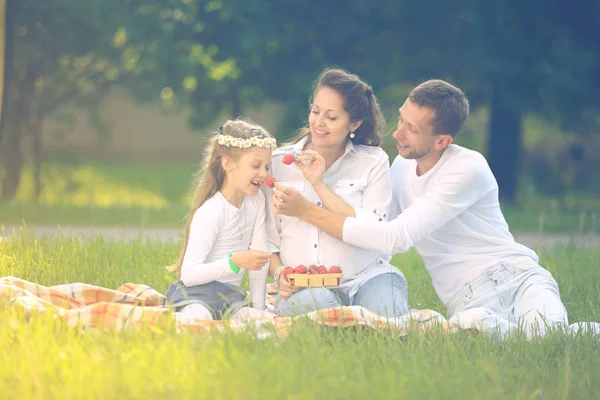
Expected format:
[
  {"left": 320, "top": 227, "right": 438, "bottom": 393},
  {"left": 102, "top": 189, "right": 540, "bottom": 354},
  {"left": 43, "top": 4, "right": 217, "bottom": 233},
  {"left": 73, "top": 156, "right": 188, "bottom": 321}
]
[{"left": 228, "top": 253, "right": 240, "bottom": 274}]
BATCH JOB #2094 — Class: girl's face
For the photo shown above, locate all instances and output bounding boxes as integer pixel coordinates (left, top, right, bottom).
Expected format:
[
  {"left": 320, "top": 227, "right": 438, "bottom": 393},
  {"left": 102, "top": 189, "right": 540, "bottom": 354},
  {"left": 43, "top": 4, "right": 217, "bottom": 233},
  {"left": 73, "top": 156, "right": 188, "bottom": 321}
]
[
  {"left": 308, "top": 87, "right": 361, "bottom": 149},
  {"left": 225, "top": 146, "right": 272, "bottom": 196}
]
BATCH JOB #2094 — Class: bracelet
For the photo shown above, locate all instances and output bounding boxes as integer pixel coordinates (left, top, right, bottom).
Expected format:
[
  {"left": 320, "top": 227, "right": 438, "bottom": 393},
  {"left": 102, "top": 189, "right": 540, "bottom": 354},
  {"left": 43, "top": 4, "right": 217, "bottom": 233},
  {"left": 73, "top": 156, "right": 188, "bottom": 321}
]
[
  {"left": 273, "top": 266, "right": 284, "bottom": 289},
  {"left": 227, "top": 253, "right": 240, "bottom": 274}
]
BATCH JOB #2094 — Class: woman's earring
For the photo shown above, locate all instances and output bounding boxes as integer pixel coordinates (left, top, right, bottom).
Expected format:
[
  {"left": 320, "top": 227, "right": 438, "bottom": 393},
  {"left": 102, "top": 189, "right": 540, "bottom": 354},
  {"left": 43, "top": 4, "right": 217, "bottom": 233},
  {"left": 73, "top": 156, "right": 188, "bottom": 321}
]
[{"left": 349, "top": 131, "right": 355, "bottom": 139}]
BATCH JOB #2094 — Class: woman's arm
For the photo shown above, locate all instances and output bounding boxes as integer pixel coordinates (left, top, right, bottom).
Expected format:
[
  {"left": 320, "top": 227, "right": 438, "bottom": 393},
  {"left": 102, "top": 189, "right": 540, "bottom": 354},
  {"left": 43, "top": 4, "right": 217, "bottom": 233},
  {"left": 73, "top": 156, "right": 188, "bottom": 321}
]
[
  {"left": 295, "top": 150, "right": 392, "bottom": 221},
  {"left": 311, "top": 182, "right": 356, "bottom": 217}
]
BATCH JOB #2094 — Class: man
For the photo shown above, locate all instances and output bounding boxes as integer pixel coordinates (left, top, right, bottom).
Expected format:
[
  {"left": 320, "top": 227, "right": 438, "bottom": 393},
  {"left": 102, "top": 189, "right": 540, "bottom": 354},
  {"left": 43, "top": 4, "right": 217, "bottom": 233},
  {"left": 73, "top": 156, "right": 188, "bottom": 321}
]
[{"left": 272, "top": 79, "right": 576, "bottom": 338}]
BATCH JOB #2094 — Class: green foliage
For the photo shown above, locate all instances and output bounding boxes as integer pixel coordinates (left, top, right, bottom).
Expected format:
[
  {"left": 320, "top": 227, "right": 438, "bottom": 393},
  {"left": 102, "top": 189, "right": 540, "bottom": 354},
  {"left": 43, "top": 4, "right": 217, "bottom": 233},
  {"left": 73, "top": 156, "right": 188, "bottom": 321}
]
[{"left": 4, "top": 1, "right": 600, "bottom": 201}]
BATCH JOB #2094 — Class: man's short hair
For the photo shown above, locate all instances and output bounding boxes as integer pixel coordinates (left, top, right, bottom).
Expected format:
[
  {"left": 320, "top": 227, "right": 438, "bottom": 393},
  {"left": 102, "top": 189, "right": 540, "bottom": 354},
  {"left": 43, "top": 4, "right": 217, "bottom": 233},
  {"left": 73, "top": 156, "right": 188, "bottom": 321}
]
[{"left": 409, "top": 80, "right": 470, "bottom": 137}]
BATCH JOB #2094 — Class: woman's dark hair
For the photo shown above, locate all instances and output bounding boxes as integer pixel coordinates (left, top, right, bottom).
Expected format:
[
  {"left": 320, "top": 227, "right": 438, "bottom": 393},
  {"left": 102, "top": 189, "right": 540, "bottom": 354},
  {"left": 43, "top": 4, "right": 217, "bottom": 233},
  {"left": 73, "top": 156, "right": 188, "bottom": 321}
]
[{"left": 289, "top": 67, "right": 385, "bottom": 147}]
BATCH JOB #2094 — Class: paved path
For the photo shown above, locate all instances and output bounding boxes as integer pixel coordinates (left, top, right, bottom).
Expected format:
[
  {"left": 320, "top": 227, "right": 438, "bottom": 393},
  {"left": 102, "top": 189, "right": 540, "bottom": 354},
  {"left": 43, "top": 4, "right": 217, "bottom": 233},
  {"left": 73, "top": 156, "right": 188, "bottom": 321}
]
[{"left": 1, "top": 225, "right": 599, "bottom": 250}]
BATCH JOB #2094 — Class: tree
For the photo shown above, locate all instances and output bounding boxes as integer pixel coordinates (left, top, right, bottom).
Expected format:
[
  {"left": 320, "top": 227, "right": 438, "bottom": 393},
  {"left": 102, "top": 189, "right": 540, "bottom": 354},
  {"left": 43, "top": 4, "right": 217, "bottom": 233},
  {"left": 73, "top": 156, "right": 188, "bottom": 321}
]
[
  {"left": 0, "top": 0, "right": 16, "bottom": 145},
  {"left": 376, "top": 0, "right": 600, "bottom": 202}
]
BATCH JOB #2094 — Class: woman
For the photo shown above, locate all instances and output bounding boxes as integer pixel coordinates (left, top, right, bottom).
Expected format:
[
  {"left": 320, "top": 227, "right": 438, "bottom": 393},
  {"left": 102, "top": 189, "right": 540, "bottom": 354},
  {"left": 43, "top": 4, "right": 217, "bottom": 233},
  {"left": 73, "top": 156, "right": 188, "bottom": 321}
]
[{"left": 265, "top": 68, "right": 408, "bottom": 318}]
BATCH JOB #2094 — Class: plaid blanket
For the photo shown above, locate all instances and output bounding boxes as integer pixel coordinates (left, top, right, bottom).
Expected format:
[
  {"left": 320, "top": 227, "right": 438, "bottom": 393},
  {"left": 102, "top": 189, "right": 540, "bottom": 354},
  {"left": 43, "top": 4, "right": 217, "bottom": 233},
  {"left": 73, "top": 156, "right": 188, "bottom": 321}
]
[{"left": 0, "top": 276, "right": 457, "bottom": 339}]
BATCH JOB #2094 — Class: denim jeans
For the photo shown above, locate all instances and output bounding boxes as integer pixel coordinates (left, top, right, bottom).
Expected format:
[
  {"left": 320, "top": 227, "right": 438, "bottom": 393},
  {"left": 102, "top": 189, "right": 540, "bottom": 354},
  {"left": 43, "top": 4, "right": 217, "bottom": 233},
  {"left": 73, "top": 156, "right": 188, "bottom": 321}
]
[
  {"left": 446, "top": 256, "right": 569, "bottom": 339},
  {"left": 166, "top": 280, "right": 248, "bottom": 320},
  {"left": 275, "top": 272, "right": 408, "bottom": 318}
]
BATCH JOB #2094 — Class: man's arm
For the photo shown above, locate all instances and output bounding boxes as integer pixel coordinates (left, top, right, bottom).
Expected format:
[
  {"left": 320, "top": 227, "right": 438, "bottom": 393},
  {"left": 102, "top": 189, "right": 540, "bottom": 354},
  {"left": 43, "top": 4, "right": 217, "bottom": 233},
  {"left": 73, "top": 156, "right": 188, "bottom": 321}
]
[{"left": 273, "top": 161, "right": 495, "bottom": 255}]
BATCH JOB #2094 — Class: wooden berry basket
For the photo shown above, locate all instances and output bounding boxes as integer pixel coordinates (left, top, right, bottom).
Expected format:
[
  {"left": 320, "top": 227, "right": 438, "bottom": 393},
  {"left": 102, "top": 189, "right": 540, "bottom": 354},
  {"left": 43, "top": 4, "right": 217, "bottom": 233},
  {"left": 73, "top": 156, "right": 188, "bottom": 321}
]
[{"left": 288, "top": 273, "right": 343, "bottom": 288}]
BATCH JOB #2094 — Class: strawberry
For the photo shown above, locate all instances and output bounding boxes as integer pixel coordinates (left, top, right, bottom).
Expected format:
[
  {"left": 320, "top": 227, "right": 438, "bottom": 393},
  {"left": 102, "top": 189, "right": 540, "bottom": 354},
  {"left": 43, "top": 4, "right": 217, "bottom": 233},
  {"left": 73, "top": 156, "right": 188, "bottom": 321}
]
[
  {"left": 317, "top": 265, "right": 328, "bottom": 274},
  {"left": 265, "top": 176, "right": 276, "bottom": 188},
  {"left": 293, "top": 265, "right": 307, "bottom": 274},
  {"left": 329, "top": 266, "right": 342, "bottom": 274},
  {"left": 283, "top": 266, "right": 294, "bottom": 276},
  {"left": 282, "top": 153, "right": 296, "bottom": 165},
  {"left": 309, "top": 265, "right": 319, "bottom": 274}
]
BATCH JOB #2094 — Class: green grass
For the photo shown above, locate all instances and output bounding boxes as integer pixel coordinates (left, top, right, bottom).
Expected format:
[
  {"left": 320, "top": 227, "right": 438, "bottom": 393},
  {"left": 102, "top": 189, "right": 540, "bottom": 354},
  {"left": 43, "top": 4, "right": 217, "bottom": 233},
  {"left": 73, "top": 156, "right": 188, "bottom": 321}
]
[
  {"left": 0, "top": 203, "right": 189, "bottom": 228},
  {"left": 1, "top": 160, "right": 600, "bottom": 233},
  {"left": 1, "top": 234, "right": 599, "bottom": 399},
  {"left": 2, "top": 202, "right": 600, "bottom": 234}
]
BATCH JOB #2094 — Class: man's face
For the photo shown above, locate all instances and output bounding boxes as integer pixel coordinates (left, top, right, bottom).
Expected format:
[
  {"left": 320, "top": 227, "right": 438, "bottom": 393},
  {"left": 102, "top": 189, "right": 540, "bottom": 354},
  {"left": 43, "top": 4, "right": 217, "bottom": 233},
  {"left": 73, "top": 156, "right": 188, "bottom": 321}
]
[{"left": 392, "top": 99, "right": 443, "bottom": 160}]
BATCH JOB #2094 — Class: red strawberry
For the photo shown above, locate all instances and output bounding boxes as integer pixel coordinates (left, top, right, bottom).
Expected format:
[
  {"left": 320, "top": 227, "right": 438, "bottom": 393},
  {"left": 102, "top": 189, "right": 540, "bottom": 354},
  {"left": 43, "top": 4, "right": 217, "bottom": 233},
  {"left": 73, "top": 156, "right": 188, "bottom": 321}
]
[
  {"left": 329, "top": 266, "right": 342, "bottom": 274},
  {"left": 309, "top": 265, "right": 319, "bottom": 274},
  {"left": 293, "top": 265, "right": 307, "bottom": 274},
  {"left": 283, "top": 266, "right": 294, "bottom": 276},
  {"left": 282, "top": 154, "right": 295, "bottom": 165},
  {"left": 265, "top": 176, "right": 276, "bottom": 188},
  {"left": 317, "top": 265, "right": 328, "bottom": 274}
]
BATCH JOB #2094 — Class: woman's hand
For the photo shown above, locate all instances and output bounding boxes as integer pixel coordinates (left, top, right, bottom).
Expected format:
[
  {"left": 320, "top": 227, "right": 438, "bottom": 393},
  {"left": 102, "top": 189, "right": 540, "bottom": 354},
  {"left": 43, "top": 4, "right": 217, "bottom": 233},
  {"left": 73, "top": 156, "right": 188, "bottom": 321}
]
[
  {"left": 230, "top": 250, "right": 270, "bottom": 271},
  {"left": 278, "top": 272, "right": 295, "bottom": 299},
  {"left": 295, "top": 150, "right": 326, "bottom": 187}
]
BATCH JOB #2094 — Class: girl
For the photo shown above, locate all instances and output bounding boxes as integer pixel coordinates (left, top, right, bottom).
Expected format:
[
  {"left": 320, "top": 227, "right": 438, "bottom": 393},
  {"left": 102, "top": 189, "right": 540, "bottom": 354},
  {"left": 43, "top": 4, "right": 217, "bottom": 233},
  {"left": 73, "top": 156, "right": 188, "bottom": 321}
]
[{"left": 166, "top": 118, "right": 277, "bottom": 321}]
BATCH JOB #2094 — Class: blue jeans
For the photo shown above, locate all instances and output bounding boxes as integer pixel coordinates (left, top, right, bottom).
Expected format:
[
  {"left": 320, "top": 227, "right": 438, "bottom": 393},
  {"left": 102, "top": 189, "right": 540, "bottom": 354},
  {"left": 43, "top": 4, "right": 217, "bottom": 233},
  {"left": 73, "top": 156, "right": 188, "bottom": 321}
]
[
  {"left": 275, "top": 272, "right": 408, "bottom": 318},
  {"left": 166, "top": 280, "right": 248, "bottom": 320}
]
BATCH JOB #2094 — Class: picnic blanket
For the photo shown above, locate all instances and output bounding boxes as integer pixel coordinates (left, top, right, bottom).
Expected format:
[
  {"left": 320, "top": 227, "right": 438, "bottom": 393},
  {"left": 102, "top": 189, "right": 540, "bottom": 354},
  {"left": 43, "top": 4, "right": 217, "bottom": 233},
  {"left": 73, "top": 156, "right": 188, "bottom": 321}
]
[{"left": 0, "top": 276, "right": 458, "bottom": 339}]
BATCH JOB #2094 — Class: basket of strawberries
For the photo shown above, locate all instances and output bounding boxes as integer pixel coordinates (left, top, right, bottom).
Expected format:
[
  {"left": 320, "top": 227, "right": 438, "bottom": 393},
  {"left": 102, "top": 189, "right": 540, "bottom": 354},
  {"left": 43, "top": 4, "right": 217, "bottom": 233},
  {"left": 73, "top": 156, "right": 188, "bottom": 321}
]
[{"left": 282, "top": 265, "right": 343, "bottom": 287}]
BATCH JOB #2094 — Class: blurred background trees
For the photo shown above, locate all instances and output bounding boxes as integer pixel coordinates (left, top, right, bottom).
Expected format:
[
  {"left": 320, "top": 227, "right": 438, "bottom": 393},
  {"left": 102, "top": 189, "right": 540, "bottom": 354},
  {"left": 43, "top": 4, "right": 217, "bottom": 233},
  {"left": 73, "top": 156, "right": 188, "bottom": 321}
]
[{"left": 1, "top": 0, "right": 599, "bottom": 204}]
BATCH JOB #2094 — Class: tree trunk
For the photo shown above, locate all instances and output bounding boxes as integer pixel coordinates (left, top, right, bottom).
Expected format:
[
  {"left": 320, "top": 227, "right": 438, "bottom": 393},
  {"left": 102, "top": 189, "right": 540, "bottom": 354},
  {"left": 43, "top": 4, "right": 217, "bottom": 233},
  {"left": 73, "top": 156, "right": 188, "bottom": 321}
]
[
  {"left": 0, "top": 0, "right": 17, "bottom": 145},
  {"left": 231, "top": 93, "right": 241, "bottom": 118},
  {"left": 1, "top": 119, "right": 22, "bottom": 199},
  {"left": 31, "top": 113, "right": 43, "bottom": 199},
  {"left": 1, "top": 64, "right": 38, "bottom": 200},
  {"left": 486, "top": 82, "right": 523, "bottom": 203}
]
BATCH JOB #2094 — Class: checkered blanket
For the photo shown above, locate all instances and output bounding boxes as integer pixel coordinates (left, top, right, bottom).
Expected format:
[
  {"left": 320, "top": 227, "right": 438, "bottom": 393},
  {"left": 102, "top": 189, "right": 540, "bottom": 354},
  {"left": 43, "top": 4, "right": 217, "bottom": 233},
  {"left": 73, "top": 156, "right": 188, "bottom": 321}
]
[{"left": 0, "top": 276, "right": 457, "bottom": 339}]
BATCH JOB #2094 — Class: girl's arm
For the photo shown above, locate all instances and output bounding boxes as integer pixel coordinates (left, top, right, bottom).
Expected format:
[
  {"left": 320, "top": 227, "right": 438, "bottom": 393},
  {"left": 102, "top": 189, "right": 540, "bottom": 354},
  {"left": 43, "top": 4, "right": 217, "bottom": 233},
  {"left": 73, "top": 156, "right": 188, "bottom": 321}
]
[{"left": 179, "top": 205, "right": 237, "bottom": 287}]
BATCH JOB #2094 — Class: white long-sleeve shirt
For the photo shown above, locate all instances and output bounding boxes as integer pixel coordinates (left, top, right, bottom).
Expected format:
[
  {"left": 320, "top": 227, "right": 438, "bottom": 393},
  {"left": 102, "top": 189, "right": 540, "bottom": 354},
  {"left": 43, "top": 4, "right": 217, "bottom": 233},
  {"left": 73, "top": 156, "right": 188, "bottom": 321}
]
[
  {"left": 180, "top": 191, "right": 269, "bottom": 309},
  {"left": 265, "top": 136, "right": 405, "bottom": 298},
  {"left": 343, "top": 144, "right": 538, "bottom": 305}
]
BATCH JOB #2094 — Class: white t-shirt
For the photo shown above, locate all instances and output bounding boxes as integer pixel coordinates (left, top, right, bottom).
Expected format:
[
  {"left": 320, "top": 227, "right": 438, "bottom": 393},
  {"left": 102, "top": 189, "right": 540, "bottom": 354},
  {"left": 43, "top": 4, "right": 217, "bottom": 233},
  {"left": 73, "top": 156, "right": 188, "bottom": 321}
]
[
  {"left": 343, "top": 144, "right": 538, "bottom": 305},
  {"left": 180, "top": 191, "right": 269, "bottom": 309},
  {"left": 265, "top": 136, "right": 405, "bottom": 298}
]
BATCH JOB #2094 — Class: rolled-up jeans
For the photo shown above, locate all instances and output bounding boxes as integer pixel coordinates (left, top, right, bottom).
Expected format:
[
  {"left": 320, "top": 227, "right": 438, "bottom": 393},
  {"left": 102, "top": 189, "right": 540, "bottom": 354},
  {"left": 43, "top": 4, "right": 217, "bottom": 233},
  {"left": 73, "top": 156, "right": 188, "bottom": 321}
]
[
  {"left": 275, "top": 272, "right": 409, "bottom": 318},
  {"left": 447, "top": 256, "right": 569, "bottom": 339},
  {"left": 166, "top": 280, "right": 248, "bottom": 320}
]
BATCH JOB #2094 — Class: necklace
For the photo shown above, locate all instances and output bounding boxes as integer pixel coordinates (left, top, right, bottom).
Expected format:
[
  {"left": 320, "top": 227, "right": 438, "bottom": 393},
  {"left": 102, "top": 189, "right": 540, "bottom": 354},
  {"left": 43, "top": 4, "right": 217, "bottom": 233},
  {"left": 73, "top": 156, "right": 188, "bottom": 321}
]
[{"left": 233, "top": 199, "right": 247, "bottom": 242}]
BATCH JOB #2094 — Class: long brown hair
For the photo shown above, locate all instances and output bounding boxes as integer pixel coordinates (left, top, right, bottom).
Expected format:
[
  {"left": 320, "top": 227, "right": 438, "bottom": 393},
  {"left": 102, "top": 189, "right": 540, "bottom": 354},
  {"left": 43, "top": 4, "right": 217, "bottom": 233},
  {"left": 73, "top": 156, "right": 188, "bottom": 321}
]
[
  {"left": 166, "top": 118, "right": 273, "bottom": 276},
  {"left": 288, "top": 67, "right": 386, "bottom": 147}
]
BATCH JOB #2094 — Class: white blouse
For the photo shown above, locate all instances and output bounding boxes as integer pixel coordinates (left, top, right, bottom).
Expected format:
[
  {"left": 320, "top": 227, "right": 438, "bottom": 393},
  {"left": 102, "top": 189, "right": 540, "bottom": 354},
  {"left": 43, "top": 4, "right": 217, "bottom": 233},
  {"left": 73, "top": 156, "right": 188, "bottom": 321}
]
[{"left": 264, "top": 136, "right": 405, "bottom": 298}]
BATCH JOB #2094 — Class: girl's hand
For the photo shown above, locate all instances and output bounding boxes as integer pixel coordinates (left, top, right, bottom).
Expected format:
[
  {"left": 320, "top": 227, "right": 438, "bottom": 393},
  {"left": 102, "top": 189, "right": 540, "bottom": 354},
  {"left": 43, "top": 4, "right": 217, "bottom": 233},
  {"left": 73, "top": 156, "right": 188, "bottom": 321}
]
[
  {"left": 295, "top": 150, "right": 326, "bottom": 187},
  {"left": 230, "top": 250, "right": 270, "bottom": 271}
]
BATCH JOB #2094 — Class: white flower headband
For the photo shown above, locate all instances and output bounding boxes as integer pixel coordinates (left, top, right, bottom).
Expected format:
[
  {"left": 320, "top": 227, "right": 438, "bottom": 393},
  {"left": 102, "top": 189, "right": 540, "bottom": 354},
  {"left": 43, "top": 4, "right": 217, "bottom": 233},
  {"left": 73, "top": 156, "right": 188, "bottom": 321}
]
[{"left": 217, "top": 125, "right": 277, "bottom": 150}]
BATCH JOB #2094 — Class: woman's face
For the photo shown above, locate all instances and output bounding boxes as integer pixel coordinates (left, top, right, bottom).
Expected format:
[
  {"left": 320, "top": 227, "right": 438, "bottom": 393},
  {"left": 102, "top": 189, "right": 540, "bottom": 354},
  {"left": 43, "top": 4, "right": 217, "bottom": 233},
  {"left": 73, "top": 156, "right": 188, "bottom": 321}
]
[{"left": 308, "top": 87, "right": 360, "bottom": 149}]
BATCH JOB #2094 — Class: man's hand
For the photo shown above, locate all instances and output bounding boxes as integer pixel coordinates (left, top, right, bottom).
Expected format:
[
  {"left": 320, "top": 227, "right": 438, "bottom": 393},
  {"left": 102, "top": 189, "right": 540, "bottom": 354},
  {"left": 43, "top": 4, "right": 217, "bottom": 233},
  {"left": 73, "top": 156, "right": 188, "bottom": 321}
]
[{"left": 272, "top": 182, "right": 313, "bottom": 218}]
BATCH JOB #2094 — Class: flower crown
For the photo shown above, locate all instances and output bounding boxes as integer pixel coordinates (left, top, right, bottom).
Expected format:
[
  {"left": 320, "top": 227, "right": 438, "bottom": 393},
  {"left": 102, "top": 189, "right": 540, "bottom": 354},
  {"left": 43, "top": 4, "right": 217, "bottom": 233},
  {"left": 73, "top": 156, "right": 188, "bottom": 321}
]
[{"left": 217, "top": 125, "right": 277, "bottom": 150}]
